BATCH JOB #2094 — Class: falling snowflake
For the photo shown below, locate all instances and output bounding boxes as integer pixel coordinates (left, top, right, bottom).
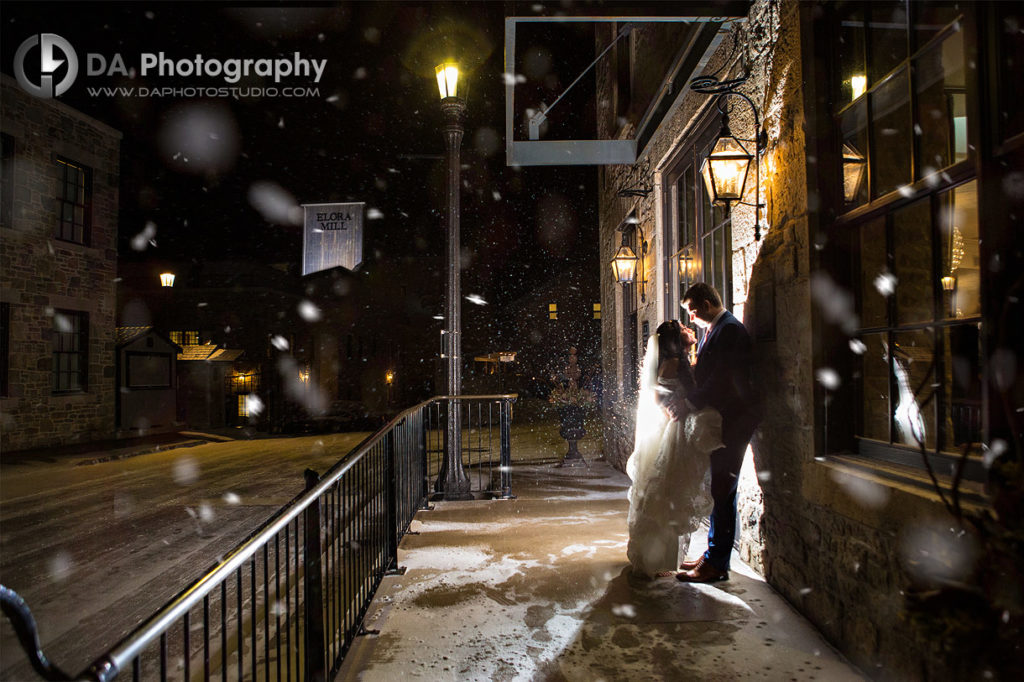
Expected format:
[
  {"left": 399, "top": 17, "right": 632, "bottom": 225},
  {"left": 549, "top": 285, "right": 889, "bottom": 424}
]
[
  {"left": 131, "top": 221, "right": 158, "bottom": 251},
  {"left": 248, "top": 181, "right": 302, "bottom": 225},
  {"left": 173, "top": 456, "right": 199, "bottom": 485},
  {"left": 271, "top": 335, "right": 289, "bottom": 351},
  {"left": 298, "top": 300, "right": 322, "bottom": 322},
  {"left": 367, "top": 208, "right": 384, "bottom": 220},
  {"left": 873, "top": 272, "right": 897, "bottom": 297},
  {"left": 849, "top": 339, "right": 867, "bottom": 355},
  {"left": 465, "top": 294, "right": 488, "bottom": 306},
  {"left": 245, "top": 394, "right": 265, "bottom": 416},
  {"left": 223, "top": 492, "right": 241, "bottom": 504},
  {"left": 815, "top": 368, "right": 841, "bottom": 390}
]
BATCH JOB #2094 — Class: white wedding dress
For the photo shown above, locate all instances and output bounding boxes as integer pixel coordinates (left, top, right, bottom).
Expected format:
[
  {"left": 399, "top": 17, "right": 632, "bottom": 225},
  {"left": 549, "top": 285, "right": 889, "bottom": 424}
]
[{"left": 626, "top": 334, "right": 723, "bottom": 578}]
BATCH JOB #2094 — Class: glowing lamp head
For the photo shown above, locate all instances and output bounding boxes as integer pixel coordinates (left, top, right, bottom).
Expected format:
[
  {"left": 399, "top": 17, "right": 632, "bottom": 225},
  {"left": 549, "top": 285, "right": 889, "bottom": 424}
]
[
  {"left": 610, "top": 243, "right": 639, "bottom": 284},
  {"left": 159, "top": 272, "right": 175, "bottom": 287},
  {"left": 435, "top": 62, "right": 460, "bottom": 99},
  {"left": 701, "top": 125, "right": 753, "bottom": 206}
]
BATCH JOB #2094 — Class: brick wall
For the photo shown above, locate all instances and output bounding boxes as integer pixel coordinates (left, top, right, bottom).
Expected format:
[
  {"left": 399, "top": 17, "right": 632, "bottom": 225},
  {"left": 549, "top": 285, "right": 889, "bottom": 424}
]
[{"left": 1, "top": 75, "right": 121, "bottom": 451}]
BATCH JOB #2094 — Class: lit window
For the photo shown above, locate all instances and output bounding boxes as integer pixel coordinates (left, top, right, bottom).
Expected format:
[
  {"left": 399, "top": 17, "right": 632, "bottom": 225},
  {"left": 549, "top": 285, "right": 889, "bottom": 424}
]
[
  {"left": 170, "top": 330, "right": 199, "bottom": 345},
  {"left": 238, "top": 394, "right": 249, "bottom": 417},
  {"left": 548, "top": 303, "right": 558, "bottom": 320},
  {"left": 593, "top": 302, "right": 601, "bottom": 319}
]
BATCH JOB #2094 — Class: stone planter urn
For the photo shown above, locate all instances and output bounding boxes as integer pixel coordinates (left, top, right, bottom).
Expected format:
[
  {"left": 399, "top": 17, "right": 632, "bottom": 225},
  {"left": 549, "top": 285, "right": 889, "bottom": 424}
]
[{"left": 558, "top": 405, "right": 587, "bottom": 467}]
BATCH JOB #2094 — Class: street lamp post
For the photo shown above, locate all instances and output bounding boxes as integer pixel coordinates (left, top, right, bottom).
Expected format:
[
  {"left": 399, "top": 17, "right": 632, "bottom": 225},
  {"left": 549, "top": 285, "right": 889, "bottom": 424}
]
[{"left": 435, "top": 61, "right": 471, "bottom": 500}]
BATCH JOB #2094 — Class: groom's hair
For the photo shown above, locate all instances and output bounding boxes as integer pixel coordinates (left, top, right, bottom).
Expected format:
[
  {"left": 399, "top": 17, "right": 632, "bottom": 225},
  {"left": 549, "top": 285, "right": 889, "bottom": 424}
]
[{"left": 682, "top": 282, "right": 722, "bottom": 308}]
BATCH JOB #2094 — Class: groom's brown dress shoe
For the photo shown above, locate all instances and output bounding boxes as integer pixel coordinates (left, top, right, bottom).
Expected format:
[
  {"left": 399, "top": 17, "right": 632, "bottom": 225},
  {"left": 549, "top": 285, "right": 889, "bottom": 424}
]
[{"left": 676, "top": 558, "right": 729, "bottom": 583}]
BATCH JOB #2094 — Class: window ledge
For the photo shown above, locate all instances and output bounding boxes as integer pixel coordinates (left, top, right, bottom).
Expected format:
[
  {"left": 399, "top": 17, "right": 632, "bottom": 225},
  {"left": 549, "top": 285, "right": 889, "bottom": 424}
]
[{"left": 806, "top": 453, "right": 990, "bottom": 524}]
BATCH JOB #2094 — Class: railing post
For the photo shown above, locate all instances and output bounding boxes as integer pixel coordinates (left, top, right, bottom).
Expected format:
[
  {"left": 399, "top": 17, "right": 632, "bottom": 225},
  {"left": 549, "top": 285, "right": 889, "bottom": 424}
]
[
  {"left": 499, "top": 398, "right": 514, "bottom": 499},
  {"left": 385, "top": 430, "right": 400, "bottom": 568},
  {"left": 420, "top": 406, "right": 431, "bottom": 508},
  {"left": 302, "top": 469, "right": 326, "bottom": 682}
]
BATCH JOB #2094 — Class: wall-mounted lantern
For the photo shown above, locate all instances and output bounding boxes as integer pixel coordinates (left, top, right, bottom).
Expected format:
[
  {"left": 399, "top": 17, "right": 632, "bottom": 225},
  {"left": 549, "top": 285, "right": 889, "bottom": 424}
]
[
  {"left": 690, "top": 76, "right": 768, "bottom": 240},
  {"left": 700, "top": 119, "right": 753, "bottom": 207},
  {"left": 159, "top": 272, "right": 175, "bottom": 287},
  {"left": 610, "top": 227, "right": 647, "bottom": 302}
]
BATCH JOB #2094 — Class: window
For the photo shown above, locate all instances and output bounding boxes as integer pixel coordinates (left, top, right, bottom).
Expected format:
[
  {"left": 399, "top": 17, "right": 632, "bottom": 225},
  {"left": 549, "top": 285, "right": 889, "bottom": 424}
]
[
  {"left": 827, "top": 4, "right": 986, "bottom": 474},
  {"left": 592, "top": 302, "right": 601, "bottom": 319},
  {"left": 664, "top": 115, "right": 733, "bottom": 323},
  {"left": 55, "top": 158, "right": 91, "bottom": 244},
  {"left": 994, "top": 3, "right": 1024, "bottom": 146},
  {"left": 1, "top": 133, "right": 13, "bottom": 228},
  {"left": 835, "top": 3, "right": 970, "bottom": 209},
  {"left": 53, "top": 310, "right": 88, "bottom": 393},
  {"left": 238, "top": 394, "right": 250, "bottom": 417},
  {"left": 169, "top": 330, "right": 199, "bottom": 345},
  {"left": 853, "top": 181, "right": 981, "bottom": 460},
  {"left": 1, "top": 302, "right": 9, "bottom": 396},
  {"left": 230, "top": 370, "right": 260, "bottom": 394},
  {"left": 548, "top": 303, "right": 558, "bottom": 320}
]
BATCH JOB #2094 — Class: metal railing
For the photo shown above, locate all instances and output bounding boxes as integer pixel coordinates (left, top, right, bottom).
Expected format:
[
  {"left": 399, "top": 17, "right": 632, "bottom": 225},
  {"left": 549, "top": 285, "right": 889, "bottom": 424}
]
[{"left": 1, "top": 394, "right": 515, "bottom": 681}]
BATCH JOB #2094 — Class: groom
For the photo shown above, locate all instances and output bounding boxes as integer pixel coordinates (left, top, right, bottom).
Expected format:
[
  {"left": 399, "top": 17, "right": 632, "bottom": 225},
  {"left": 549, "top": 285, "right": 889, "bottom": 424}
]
[{"left": 672, "top": 282, "right": 760, "bottom": 583}]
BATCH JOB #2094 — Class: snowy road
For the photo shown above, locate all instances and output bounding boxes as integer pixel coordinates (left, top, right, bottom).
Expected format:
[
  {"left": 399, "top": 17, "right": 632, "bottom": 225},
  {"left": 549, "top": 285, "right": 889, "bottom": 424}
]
[{"left": 0, "top": 432, "right": 369, "bottom": 680}]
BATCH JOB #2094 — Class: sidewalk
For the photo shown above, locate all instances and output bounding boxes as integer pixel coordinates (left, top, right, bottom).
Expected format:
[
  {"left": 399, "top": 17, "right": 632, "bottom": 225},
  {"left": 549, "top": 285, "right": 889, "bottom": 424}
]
[
  {"left": 0, "top": 430, "right": 238, "bottom": 469},
  {"left": 338, "top": 461, "right": 866, "bottom": 681}
]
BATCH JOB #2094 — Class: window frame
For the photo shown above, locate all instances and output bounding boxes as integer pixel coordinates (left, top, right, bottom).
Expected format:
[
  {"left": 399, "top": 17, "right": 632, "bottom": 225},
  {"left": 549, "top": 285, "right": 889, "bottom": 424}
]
[
  {"left": 663, "top": 112, "right": 734, "bottom": 324},
  {"left": 52, "top": 309, "right": 88, "bottom": 394},
  {"left": 833, "top": 5, "right": 976, "bottom": 214},
  {"left": 823, "top": 3, "right": 988, "bottom": 478},
  {"left": 55, "top": 157, "right": 92, "bottom": 245}
]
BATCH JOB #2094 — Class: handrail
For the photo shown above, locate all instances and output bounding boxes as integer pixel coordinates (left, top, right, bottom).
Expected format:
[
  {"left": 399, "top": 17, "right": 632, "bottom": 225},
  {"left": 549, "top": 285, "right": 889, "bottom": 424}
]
[
  {"left": 0, "top": 586, "right": 72, "bottom": 681},
  {"left": 2, "top": 394, "right": 517, "bottom": 681},
  {"left": 87, "top": 398, "right": 438, "bottom": 679},
  {"left": 76, "top": 393, "right": 515, "bottom": 681}
]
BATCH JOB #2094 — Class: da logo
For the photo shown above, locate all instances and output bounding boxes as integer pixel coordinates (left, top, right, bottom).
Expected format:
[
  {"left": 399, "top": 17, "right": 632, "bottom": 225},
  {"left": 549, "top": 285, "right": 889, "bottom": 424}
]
[{"left": 14, "top": 33, "right": 79, "bottom": 98}]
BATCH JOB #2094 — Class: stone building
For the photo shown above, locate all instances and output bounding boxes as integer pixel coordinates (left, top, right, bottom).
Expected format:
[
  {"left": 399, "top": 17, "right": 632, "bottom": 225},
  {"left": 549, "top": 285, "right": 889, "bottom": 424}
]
[
  {"left": 582, "top": 1, "right": 1021, "bottom": 678},
  {"left": 0, "top": 74, "right": 121, "bottom": 451}
]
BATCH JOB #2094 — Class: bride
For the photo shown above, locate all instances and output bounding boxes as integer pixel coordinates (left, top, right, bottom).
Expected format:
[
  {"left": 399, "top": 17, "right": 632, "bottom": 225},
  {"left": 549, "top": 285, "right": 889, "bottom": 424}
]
[{"left": 626, "top": 320, "right": 723, "bottom": 578}]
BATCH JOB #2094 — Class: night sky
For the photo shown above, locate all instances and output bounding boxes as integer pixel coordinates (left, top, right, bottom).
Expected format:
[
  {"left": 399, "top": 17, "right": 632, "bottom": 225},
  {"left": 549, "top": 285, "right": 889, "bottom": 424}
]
[{"left": 2, "top": 1, "right": 600, "bottom": 306}]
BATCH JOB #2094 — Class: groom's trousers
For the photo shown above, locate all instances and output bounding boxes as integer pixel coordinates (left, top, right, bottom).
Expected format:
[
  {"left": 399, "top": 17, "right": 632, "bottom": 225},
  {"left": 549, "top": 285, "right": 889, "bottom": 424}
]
[{"left": 705, "top": 412, "right": 759, "bottom": 570}]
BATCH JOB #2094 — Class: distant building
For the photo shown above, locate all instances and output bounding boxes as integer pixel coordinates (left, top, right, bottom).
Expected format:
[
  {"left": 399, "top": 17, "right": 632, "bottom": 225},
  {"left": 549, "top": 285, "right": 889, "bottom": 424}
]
[
  {"left": 115, "top": 326, "right": 180, "bottom": 433},
  {"left": 117, "top": 259, "right": 310, "bottom": 431},
  {"left": 0, "top": 74, "right": 122, "bottom": 452}
]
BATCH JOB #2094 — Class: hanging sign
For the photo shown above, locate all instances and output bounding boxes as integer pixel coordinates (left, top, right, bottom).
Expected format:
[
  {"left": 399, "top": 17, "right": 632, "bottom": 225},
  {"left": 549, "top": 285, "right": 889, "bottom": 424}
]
[{"left": 301, "top": 202, "right": 364, "bottom": 275}]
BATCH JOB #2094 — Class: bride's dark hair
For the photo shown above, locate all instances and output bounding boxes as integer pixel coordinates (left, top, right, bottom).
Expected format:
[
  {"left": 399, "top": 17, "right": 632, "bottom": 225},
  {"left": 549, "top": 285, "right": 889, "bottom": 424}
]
[{"left": 656, "top": 320, "right": 686, "bottom": 363}]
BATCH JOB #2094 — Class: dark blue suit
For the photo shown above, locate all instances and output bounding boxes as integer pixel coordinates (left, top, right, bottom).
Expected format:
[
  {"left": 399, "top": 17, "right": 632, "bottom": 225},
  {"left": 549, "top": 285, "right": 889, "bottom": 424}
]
[{"left": 689, "top": 311, "right": 759, "bottom": 570}]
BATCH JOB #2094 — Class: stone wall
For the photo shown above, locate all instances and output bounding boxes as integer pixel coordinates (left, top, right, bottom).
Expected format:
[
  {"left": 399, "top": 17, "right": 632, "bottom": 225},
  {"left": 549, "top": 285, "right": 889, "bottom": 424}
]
[
  {"left": 1, "top": 75, "right": 121, "bottom": 451},
  {"left": 594, "top": 2, "right": 973, "bottom": 678}
]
